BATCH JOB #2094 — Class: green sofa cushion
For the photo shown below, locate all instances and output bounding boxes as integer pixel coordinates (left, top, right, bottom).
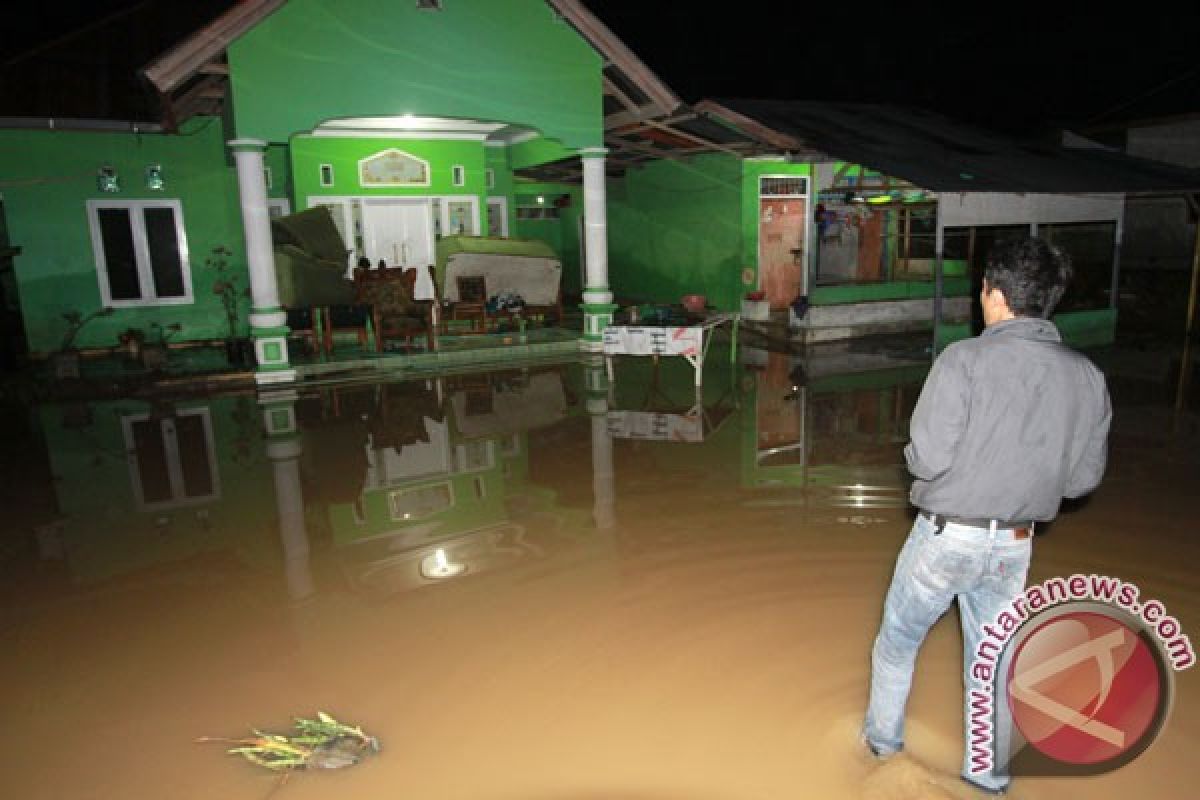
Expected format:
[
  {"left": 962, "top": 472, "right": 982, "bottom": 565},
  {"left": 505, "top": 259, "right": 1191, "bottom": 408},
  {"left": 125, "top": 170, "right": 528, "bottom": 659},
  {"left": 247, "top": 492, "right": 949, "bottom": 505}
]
[{"left": 271, "top": 206, "right": 349, "bottom": 265}]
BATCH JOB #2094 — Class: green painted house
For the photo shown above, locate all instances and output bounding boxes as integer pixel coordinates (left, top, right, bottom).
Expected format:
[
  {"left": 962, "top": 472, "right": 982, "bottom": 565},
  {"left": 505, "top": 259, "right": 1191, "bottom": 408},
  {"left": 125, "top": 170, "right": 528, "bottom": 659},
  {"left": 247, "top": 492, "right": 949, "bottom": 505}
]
[{"left": 3, "top": 0, "right": 698, "bottom": 382}]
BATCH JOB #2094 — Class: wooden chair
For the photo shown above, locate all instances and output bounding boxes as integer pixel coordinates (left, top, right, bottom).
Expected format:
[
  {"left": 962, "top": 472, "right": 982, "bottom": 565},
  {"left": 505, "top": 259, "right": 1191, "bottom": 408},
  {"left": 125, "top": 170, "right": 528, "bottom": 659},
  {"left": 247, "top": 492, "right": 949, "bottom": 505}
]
[
  {"left": 452, "top": 275, "right": 488, "bottom": 333},
  {"left": 354, "top": 267, "right": 435, "bottom": 351}
]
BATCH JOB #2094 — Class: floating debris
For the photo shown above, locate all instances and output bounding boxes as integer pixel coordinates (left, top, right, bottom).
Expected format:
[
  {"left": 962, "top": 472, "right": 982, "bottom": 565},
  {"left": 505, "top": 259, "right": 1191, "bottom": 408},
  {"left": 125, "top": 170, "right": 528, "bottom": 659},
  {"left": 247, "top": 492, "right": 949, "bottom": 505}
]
[{"left": 199, "top": 712, "right": 380, "bottom": 771}]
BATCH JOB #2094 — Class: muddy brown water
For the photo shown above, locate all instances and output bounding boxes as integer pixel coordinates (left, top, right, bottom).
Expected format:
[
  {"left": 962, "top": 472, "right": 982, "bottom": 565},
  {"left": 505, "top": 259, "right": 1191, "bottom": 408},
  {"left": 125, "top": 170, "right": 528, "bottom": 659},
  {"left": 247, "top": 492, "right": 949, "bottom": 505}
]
[{"left": 2, "top": 350, "right": 1197, "bottom": 799}]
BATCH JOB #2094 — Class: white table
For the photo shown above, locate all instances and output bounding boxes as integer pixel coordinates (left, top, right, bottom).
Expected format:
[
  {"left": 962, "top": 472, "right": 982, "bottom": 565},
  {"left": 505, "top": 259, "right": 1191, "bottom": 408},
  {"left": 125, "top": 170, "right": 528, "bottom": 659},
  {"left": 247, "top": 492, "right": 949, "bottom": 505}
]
[{"left": 602, "top": 312, "right": 739, "bottom": 387}]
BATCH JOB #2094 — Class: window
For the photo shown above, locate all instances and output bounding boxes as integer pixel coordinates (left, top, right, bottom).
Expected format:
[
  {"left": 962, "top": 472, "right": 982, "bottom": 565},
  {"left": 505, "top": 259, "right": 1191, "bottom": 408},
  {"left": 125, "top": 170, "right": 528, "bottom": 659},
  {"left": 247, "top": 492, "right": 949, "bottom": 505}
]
[
  {"left": 319, "top": 163, "right": 335, "bottom": 187},
  {"left": 122, "top": 408, "right": 220, "bottom": 510},
  {"left": 267, "top": 198, "right": 291, "bottom": 220},
  {"left": 485, "top": 168, "right": 495, "bottom": 189},
  {"left": 452, "top": 165, "right": 465, "bottom": 187},
  {"left": 760, "top": 176, "right": 808, "bottom": 197},
  {"left": 516, "top": 206, "right": 559, "bottom": 220},
  {"left": 87, "top": 199, "right": 192, "bottom": 306},
  {"left": 264, "top": 166, "right": 273, "bottom": 190}
]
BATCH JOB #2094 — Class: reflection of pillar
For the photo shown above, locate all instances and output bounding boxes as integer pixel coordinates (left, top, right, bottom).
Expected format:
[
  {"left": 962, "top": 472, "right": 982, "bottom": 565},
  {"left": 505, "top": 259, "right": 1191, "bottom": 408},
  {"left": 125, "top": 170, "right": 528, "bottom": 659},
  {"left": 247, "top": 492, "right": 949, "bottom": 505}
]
[
  {"left": 585, "top": 357, "right": 615, "bottom": 529},
  {"left": 579, "top": 147, "right": 617, "bottom": 352},
  {"left": 231, "top": 138, "right": 295, "bottom": 384},
  {"left": 261, "top": 389, "right": 313, "bottom": 601}
]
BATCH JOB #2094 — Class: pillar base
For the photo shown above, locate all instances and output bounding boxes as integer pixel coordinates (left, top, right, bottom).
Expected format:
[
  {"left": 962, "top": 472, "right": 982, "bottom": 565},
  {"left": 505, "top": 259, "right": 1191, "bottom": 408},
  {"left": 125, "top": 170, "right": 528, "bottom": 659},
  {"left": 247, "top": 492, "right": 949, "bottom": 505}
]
[{"left": 580, "top": 300, "right": 618, "bottom": 351}]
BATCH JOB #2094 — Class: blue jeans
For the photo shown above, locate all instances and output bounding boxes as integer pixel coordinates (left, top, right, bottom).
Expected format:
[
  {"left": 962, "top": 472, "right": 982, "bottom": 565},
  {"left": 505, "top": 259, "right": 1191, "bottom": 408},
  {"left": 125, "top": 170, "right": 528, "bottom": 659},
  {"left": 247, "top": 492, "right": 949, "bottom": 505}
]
[{"left": 863, "top": 513, "right": 1032, "bottom": 791}]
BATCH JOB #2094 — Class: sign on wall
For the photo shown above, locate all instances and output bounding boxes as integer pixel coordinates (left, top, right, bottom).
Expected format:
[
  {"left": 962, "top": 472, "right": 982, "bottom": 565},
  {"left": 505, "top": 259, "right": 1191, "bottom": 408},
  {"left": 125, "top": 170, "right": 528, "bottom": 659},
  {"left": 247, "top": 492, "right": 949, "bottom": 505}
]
[{"left": 358, "top": 148, "right": 431, "bottom": 187}]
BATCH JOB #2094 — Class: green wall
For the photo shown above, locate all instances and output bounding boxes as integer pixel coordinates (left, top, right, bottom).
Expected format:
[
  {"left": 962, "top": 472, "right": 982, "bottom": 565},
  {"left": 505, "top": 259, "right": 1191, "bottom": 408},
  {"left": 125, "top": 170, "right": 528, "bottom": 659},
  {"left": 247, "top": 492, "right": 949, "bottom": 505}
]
[
  {"left": 608, "top": 153, "right": 744, "bottom": 310},
  {"left": 513, "top": 181, "right": 583, "bottom": 295},
  {"left": 292, "top": 135, "right": 489, "bottom": 204},
  {"left": 1, "top": 118, "right": 289, "bottom": 353},
  {"left": 227, "top": 0, "right": 603, "bottom": 149}
]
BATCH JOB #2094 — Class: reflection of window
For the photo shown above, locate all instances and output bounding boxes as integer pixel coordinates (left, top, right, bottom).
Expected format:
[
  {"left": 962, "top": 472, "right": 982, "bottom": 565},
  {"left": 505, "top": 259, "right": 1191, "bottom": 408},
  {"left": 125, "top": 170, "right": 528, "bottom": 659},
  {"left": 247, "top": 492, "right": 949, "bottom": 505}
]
[
  {"left": 87, "top": 199, "right": 191, "bottom": 306},
  {"left": 389, "top": 483, "right": 453, "bottom": 520},
  {"left": 456, "top": 440, "right": 494, "bottom": 472},
  {"left": 122, "top": 408, "right": 220, "bottom": 509}
]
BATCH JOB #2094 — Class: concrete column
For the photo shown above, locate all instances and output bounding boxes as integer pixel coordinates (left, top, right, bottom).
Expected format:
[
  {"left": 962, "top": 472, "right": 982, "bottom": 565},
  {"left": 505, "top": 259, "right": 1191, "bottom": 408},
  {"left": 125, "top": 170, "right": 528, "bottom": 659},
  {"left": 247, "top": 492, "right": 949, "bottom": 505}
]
[
  {"left": 261, "top": 389, "right": 314, "bottom": 602},
  {"left": 585, "top": 357, "right": 615, "bottom": 529},
  {"left": 579, "top": 147, "right": 617, "bottom": 352},
  {"left": 230, "top": 138, "right": 295, "bottom": 384}
]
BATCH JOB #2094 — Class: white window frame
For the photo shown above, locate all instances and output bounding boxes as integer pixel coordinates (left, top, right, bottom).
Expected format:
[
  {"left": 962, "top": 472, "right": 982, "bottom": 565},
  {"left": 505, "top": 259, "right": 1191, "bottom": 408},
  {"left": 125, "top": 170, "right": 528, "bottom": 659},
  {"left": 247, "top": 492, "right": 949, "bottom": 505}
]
[
  {"left": 121, "top": 407, "right": 221, "bottom": 511},
  {"left": 267, "top": 197, "right": 292, "bottom": 219},
  {"left": 452, "top": 165, "right": 466, "bottom": 187},
  {"left": 87, "top": 198, "right": 193, "bottom": 307},
  {"left": 319, "top": 163, "right": 335, "bottom": 187},
  {"left": 485, "top": 168, "right": 496, "bottom": 189}
]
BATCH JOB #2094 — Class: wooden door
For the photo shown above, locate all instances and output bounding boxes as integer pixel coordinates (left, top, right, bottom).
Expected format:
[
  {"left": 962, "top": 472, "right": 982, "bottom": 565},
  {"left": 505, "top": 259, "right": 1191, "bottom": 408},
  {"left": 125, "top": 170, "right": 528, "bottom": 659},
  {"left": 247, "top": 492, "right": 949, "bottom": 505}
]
[{"left": 759, "top": 197, "right": 807, "bottom": 310}]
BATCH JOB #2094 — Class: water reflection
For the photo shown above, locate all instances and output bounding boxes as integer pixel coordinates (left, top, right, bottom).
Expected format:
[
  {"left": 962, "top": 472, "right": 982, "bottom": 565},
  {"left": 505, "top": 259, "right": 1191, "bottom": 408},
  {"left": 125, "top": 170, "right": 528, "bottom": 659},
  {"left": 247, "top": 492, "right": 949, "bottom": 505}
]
[
  {"left": 742, "top": 349, "right": 926, "bottom": 510},
  {"left": 32, "top": 356, "right": 930, "bottom": 595}
]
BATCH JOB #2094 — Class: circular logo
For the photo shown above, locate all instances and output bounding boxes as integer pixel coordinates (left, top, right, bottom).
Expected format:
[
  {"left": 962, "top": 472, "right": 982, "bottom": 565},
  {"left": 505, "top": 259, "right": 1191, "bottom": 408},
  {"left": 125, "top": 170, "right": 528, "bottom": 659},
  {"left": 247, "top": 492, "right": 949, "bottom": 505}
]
[{"left": 1007, "top": 609, "right": 1169, "bottom": 768}]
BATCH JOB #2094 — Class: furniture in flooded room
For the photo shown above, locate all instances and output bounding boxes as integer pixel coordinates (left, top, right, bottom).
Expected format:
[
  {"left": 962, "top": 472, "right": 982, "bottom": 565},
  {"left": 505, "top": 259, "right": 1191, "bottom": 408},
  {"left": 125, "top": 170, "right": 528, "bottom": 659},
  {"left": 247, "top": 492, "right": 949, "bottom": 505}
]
[
  {"left": 602, "top": 311, "right": 740, "bottom": 387},
  {"left": 271, "top": 205, "right": 361, "bottom": 355},
  {"left": 434, "top": 235, "right": 563, "bottom": 331},
  {"left": 353, "top": 265, "right": 436, "bottom": 351},
  {"left": 451, "top": 275, "right": 488, "bottom": 333}
]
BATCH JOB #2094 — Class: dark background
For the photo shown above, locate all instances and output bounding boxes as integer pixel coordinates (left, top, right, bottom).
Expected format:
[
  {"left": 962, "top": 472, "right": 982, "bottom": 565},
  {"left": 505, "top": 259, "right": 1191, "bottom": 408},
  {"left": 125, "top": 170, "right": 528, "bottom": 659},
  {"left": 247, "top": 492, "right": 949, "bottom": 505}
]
[{"left": 1, "top": 1, "right": 1198, "bottom": 134}]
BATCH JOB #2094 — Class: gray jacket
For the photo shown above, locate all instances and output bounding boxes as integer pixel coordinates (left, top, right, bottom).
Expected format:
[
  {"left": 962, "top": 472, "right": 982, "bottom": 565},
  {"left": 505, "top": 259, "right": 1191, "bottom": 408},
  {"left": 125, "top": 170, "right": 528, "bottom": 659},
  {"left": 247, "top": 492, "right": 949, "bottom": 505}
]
[{"left": 906, "top": 317, "right": 1111, "bottom": 522}]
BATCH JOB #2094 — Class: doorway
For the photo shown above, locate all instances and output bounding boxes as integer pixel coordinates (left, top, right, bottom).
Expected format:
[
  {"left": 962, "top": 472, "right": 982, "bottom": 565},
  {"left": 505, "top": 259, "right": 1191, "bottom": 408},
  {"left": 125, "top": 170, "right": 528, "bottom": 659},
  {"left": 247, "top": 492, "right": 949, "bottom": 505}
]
[
  {"left": 758, "top": 177, "right": 808, "bottom": 310},
  {"left": 361, "top": 199, "right": 435, "bottom": 299}
]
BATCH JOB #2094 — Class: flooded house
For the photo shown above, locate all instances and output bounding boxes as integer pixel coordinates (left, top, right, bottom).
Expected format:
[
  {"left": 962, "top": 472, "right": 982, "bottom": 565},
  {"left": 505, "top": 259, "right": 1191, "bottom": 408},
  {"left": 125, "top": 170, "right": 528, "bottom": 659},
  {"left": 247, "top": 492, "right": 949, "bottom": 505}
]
[
  {"left": 603, "top": 100, "right": 1200, "bottom": 350},
  {"left": 0, "top": 0, "right": 743, "bottom": 384}
]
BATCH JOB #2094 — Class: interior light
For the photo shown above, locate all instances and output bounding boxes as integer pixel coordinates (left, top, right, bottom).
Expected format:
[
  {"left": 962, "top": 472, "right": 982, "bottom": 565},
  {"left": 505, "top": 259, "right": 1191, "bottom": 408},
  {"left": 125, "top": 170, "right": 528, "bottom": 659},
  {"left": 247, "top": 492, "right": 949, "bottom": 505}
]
[{"left": 536, "top": 195, "right": 545, "bottom": 205}]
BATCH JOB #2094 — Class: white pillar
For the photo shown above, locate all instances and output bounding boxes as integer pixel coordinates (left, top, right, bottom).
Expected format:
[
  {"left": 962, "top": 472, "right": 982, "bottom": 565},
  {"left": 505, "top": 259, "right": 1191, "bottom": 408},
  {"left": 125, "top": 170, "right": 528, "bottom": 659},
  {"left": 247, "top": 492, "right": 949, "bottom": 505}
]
[
  {"left": 262, "top": 389, "right": 314, "bottom": 602},
  {"left": 230, "top": 138, "right": 295, "bottom": 384},
  {"left": 585, "top": 357, "right": 615, "bottom": 529},
  {"left": 579, "top": 147, "right": 617, "bottom": 352}
]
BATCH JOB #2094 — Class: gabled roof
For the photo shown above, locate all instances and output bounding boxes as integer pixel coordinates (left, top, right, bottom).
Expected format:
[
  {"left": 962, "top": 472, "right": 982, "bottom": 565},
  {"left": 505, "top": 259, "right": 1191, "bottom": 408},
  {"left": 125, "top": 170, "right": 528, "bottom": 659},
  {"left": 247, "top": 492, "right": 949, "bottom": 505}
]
[
  {"left": 140, "top": 1, "right": 777, "bottom": 176},
  {"left": 702, "top": 99, "right": 1200, "bottom": 193}
]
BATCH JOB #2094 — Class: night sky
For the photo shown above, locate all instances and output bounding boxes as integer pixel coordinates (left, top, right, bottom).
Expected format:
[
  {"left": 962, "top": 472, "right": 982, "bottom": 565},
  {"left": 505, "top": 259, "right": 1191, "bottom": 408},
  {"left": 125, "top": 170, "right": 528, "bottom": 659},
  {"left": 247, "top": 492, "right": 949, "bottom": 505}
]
[{"left": 2, "top": 2, "right": 1198, "bottom": 135}]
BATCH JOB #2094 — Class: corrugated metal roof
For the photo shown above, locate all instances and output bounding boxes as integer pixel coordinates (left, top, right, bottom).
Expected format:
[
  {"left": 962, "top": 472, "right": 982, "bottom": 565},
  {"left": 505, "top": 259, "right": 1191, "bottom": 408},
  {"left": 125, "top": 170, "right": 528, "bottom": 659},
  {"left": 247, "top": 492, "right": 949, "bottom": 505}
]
[{"left": 711, "top": 99, "right": 1200, "bottom": 193}]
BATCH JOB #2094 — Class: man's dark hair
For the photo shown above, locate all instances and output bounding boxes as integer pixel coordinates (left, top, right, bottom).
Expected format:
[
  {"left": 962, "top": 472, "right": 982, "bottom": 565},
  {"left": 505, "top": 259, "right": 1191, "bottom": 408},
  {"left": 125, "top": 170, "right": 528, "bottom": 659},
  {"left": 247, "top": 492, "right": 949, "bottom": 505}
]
[{"left": 983, "top": 237, "right": 1073, "bottom": 319}]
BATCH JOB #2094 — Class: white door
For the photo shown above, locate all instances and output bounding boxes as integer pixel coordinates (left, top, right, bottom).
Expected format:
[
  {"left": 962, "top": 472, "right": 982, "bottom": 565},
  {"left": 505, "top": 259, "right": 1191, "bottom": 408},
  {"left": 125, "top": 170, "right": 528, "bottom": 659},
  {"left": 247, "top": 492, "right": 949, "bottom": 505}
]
[{"left": 361, "top": 199, "right": 436, "bottom": 299}]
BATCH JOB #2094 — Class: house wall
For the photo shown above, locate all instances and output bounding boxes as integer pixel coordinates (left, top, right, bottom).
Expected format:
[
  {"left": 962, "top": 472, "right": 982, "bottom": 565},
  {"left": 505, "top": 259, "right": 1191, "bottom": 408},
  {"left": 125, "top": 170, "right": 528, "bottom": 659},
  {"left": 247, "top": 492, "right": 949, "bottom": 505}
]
[
  {"left": 1, "top": 118, "right": 290, "bottom": 353},
  {"left": 292, "top": 135, "right": 489, "bottom": 207},
  {"left": 607, "top": 153, "right": 744, "bottom": 310},
  {"left": 227, "top": 0, "right": 603, "bottom": 150},
  {"left": 513, "top": 181, "right": 583, "bottom": 296}
]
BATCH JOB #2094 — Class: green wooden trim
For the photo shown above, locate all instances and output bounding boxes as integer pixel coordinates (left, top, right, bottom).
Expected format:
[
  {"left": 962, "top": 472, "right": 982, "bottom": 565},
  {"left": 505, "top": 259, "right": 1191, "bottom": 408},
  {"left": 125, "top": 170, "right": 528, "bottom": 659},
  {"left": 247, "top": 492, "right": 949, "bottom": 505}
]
[
  {"left": 1052, "top": 308, "right": 1116, "bottom": 348},
  {"left": 251, "top": 326, "right": 291, "bottom": 338},
  {"left": 811, "top": 277, "right": 972, "bottom": 305}
]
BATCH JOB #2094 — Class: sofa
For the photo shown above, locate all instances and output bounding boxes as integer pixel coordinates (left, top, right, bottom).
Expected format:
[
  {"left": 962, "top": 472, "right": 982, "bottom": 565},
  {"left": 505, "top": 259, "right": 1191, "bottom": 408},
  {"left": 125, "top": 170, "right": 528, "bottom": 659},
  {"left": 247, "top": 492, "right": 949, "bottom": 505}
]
[
  {"left": 271, "top": 206, "right": 356, "bottom": 308},
  {"left": 434, "top": 235, "right": 563, "bottom": 327}
]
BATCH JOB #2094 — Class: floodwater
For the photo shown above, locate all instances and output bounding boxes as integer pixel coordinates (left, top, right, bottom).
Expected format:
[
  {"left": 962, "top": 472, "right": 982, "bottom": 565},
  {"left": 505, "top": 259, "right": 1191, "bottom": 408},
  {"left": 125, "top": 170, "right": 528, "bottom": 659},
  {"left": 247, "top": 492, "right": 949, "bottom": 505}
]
[{"left": 2, "top": 345, "right": 1198, "bottom": 800}]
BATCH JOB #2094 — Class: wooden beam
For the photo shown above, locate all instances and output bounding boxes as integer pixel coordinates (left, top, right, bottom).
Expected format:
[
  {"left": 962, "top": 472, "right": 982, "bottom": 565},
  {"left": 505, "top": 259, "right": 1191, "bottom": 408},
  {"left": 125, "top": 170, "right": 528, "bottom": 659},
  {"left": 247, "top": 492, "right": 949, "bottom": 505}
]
[
  {"left": 142, "top": 0, "right": 286, "bottom": 93},
  {"left": 641, "top": 119, "right": 743, "bottom": 157},
  {"left": 694, "top": 100, "right": 804, "bottom": 151},
  {"left": 602, "top": 75, "right": 640, "bottom": 114},
  {"left": 198, "top": 62, "right": 230, "bottom": 76},
  {"left": 605, "top": 104, "right": 667, "bottom": 131},
  {"left": 548, "top": 0, "right": 680, "bottom": 114}
]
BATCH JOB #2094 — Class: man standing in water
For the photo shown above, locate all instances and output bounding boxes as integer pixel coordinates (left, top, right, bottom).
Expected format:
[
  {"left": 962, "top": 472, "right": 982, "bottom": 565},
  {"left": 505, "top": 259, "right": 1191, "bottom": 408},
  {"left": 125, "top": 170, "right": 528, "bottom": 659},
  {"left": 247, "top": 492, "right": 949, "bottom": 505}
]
[{"left": 862, "top": 237, "right": 1111, "bottom": 795}]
